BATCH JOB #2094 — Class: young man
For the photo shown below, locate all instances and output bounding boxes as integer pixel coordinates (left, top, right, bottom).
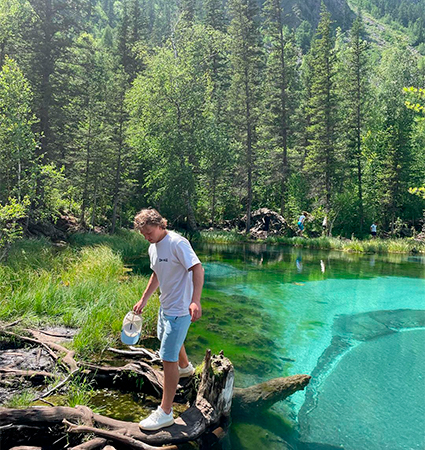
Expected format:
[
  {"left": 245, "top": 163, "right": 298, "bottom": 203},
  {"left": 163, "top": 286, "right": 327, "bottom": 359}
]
[{"left": 133, "top": 209, "right": 204, "bottom": 431}]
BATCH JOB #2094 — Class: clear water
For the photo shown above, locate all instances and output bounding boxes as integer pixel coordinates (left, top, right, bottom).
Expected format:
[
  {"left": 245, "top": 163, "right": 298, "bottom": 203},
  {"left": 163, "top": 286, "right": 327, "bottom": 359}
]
[{"left": 182, "top": 243, "right": 425, "bottom": 450}]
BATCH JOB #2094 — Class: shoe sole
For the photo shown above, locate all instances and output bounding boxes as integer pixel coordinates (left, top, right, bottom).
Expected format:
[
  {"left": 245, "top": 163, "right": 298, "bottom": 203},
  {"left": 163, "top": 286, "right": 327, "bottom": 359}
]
[{"left": 139, "top": 419, "right": 174, "bottom": 431}]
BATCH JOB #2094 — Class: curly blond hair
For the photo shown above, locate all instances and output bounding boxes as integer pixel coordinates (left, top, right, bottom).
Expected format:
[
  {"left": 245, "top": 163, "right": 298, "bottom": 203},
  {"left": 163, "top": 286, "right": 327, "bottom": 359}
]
[{"left": 134, "top": 208, "right": 168, "bottom": 231}]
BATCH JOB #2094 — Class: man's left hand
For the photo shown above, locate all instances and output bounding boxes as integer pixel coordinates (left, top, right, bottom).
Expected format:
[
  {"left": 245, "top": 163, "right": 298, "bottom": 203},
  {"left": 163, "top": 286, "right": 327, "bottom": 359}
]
[{"left": 189, "top": 301, "right": 202, "bottom": 322}]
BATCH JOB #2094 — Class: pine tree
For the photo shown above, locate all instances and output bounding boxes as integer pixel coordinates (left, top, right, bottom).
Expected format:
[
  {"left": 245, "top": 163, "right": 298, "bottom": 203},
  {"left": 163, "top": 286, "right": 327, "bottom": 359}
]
[
  {"left": 65, "top": 33, "right": 112, "bottom": 227},
  {"left": 343, "top": 13, "right": 370, "bottom": 232},
  {"left": 199, "top": 3, "right": 231, "bottom": 225},
  {"left": 21, "top": 0, "right": 84, "bottom": 160},
  {"left": 261, "top": 0, "right": 299, "bottom": 215},
  {"left": 0, "top": 0, "right": 32, "bottom": 66},
  {"left": 228, "top": 0, "right": 262, "bottom": 232},
  {"left": 369, "top": 45, "right": 419, "bottom": 232},
  {"left": 204, "top": 0, "right": 226, "bottom": 31},
  {"left": 180, "top": 0, "right": 196, "bottom": 24},
  {"left": 304, "top": 4, "right": 338, "bottom": 212}
]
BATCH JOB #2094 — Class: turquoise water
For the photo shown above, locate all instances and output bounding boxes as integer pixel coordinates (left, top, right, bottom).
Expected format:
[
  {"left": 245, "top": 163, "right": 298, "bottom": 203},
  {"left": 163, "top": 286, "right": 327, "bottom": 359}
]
[{"left": 184, "top": 244, "right": 425, "bottom": 450}]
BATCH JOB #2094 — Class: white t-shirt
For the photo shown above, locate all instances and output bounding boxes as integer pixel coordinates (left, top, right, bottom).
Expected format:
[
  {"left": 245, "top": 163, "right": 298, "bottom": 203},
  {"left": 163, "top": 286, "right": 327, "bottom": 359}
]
[
  {"left": 371, "top": 224, "right": 377, "bottom": 232},
  {"left": 149, "top": 231, "right": 201, "bottom": 316}
]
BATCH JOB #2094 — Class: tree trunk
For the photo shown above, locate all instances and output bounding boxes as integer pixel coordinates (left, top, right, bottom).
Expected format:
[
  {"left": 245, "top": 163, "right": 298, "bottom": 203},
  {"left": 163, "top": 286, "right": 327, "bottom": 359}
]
[
  {"left": 232, "top": 374, "right": 311, "bottom": 416},
  {"left": 111, "top": 102, "right": 124, "bottom": 234},
  {"left": 80, "top": 119, "right": 92, "bottom": 226},
  {"left": 245, "top": 69, "right": 253, "bottom": 233},
  {"left": 277, "top": 0, "right": 289, "bottom": 217}
]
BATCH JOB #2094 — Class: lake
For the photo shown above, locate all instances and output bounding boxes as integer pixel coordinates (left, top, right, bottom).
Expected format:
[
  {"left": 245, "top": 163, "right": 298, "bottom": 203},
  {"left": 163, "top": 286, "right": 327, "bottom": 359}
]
[{"left": 182, "top": 243, "right": 425, "bottom": 450}]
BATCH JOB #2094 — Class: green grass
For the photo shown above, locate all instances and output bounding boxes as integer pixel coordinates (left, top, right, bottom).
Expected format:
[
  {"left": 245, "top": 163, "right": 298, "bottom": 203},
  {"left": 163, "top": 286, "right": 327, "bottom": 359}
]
[
  {"left": 197, "top": 231, "right": 425, "bottom": 254},
  {"left": 66, "top": 374, "right": 97, "bottom": 408},
  {"left": 196, "top": 230, "right": 250, "bottom": 244},
  {"left": 3, "top": 389, "right": 37, "bottom": 408},
  {"left": 0, "top": 236, "right": 158, "bottom": 359},
  {"left": 69, "top": 229, "right": 148, "bottom": 260}
]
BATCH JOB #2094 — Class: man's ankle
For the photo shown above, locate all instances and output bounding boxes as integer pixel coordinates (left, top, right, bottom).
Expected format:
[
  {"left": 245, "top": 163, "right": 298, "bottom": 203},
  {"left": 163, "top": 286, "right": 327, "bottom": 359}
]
[{"left": 160, "top": 405, "right": 172, "bottom": 415}]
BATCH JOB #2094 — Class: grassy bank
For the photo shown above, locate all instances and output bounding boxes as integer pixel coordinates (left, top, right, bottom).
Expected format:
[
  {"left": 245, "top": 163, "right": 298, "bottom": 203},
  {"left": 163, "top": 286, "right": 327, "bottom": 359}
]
[
  {"left": 0, "top": 233, "right": 157, "bottom": 358},
  {"left": 195, "top": 231, "right": 425, "bottom": 254},
  {"left": 1, "top": 229, "right": 423, "bottom": 354}
]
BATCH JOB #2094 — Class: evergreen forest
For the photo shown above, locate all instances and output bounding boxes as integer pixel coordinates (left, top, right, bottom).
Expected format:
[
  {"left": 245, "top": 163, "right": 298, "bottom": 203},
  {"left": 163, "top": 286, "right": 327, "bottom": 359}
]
[{"left": 1, "top": 0, "right": 425, "bottom": 244}]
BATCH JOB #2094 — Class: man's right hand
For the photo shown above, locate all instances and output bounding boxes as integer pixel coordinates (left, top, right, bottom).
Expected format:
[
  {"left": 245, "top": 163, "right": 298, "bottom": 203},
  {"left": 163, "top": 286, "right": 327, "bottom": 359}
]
[{"left": 133, "top": 300, "right": 144, "bottom": 315}]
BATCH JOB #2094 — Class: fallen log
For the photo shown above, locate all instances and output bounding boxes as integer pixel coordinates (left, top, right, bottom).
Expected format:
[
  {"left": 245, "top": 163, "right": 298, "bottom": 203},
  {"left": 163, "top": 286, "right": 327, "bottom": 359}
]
[
  {"left": 0, "top": 344, "right": 310, "bottom": 449},
  {"left": 0, "top": 351, "right": 234, "bottom": 448},
  {"left": 69, "top": 438, "right": 107, "bottom": 450},
  {"left": 0, "top": 368, "right": 58, "bottom": 383},
  {"left": 0, "top": 328, "right": 78, "bottom": 373},
  {"left": 107, "top": 347, "right": 162, "bottom": 365},
  {"left": 9, "top": 447, "right": 42, "bottom": 450},
  {"left": 63, "top": 419, "right": 178, "bottom": 450},
  {"left": 232, "top": 374, "right": 311, "bottom": 416},
  {"left": 26, "top": 329, "right": 78, "bottom": 372},
  {"left": 80, "top": 361, "right": 164, "bottom": 396},
  {"left": 0, "top": 330, "right": 60, "bottom": 364}
]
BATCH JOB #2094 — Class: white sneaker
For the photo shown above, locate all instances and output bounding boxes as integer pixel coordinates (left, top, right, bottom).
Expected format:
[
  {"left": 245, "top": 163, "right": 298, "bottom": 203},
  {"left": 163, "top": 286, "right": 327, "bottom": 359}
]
[
  {"left": 138, "top": 406, "right": 174, "bottom": 431},
  {"left": 178, "top": 362, "right": 195, "bottom": 378}
]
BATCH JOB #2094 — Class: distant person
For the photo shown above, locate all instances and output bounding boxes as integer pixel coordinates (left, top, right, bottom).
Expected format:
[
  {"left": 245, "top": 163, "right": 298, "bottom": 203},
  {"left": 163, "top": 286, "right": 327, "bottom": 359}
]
[
  {"left": 370, "top": 222, "right": 377, "bottom": 239},
  {"left": 133, "top": 208, "right": 204, "bottom": 431},
  {"left": 320, "top": 260, "right": 326, "bottom": 273},
  {"left": 322, "top": 216, "right": 328, "bottom": 236},
  {"left": 297, "top": 212, "right": 307, "bottom": 237}
]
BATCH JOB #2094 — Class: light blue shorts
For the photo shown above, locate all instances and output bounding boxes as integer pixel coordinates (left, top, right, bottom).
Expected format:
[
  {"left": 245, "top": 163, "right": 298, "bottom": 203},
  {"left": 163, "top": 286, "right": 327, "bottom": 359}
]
[{"left": 157, "top": 309, "right": 192, "bottom": 362}]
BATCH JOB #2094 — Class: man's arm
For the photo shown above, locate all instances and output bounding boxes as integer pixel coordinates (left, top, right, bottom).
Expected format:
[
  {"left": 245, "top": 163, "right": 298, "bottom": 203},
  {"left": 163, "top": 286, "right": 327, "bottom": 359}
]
[
  {"left": 133, "top": 272, "right": 159, "bottom": 314},
  {"left": 189, "top": 263, "right": 204, "bottom": 322}
]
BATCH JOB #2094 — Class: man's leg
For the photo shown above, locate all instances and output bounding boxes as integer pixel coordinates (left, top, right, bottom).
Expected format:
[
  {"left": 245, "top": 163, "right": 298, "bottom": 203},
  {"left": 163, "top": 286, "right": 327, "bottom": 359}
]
[
  {"left": 178, "top": 344, "right": 190, "bottom": 369},
  {"left": 161, "top": 360, "right": 179, "bottom": 414}
]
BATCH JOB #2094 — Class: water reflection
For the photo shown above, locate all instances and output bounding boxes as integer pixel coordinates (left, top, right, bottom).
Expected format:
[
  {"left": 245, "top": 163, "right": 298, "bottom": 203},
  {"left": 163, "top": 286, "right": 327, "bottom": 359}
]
[{"left": 296, "top": 255, "right": 303, "bottom": 273}]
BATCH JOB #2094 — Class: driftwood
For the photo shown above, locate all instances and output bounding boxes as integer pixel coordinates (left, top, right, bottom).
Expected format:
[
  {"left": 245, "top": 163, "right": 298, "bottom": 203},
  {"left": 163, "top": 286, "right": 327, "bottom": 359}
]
[
  {"left": 62, "top": 419, "right": 178, "bottom": 450},
  {"left": 70, "top": 438, "right": 107, "bottom": 450},
  {"left": 107, "top": 347, "right": 162, "bottom": 365},
  {"left": 25, "top": 329, "right": 78, "bottom": 372},
  {"left": 80, "top": 361, "right": 164, "bottom": 397},
  {"left": 0, "top": 330, "right": 62, "bottom": 364},
  {"left": 0, "top": 368, "right": 58, "bottom": 383},
  {"left": 232, "top": 374, "right": 311, "bottom": 416},
  {"left": 0, "top": 351, "right": 235, "bottom": 449},
  {"left": 0, "top": 326, "right": 311, "bottom": 450},
  {"left": 0, "top": 328, "right": 78, "bottom": 372},
  {"left": 9, "top": 447, "right": 42, "bottom": 450}
]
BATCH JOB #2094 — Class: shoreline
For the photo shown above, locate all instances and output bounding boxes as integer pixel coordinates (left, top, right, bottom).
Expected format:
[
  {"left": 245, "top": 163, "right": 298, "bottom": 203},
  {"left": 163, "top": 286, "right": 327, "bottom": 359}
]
[{"left": 191, "top": 231, "right": 425, "bottom": 255}]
